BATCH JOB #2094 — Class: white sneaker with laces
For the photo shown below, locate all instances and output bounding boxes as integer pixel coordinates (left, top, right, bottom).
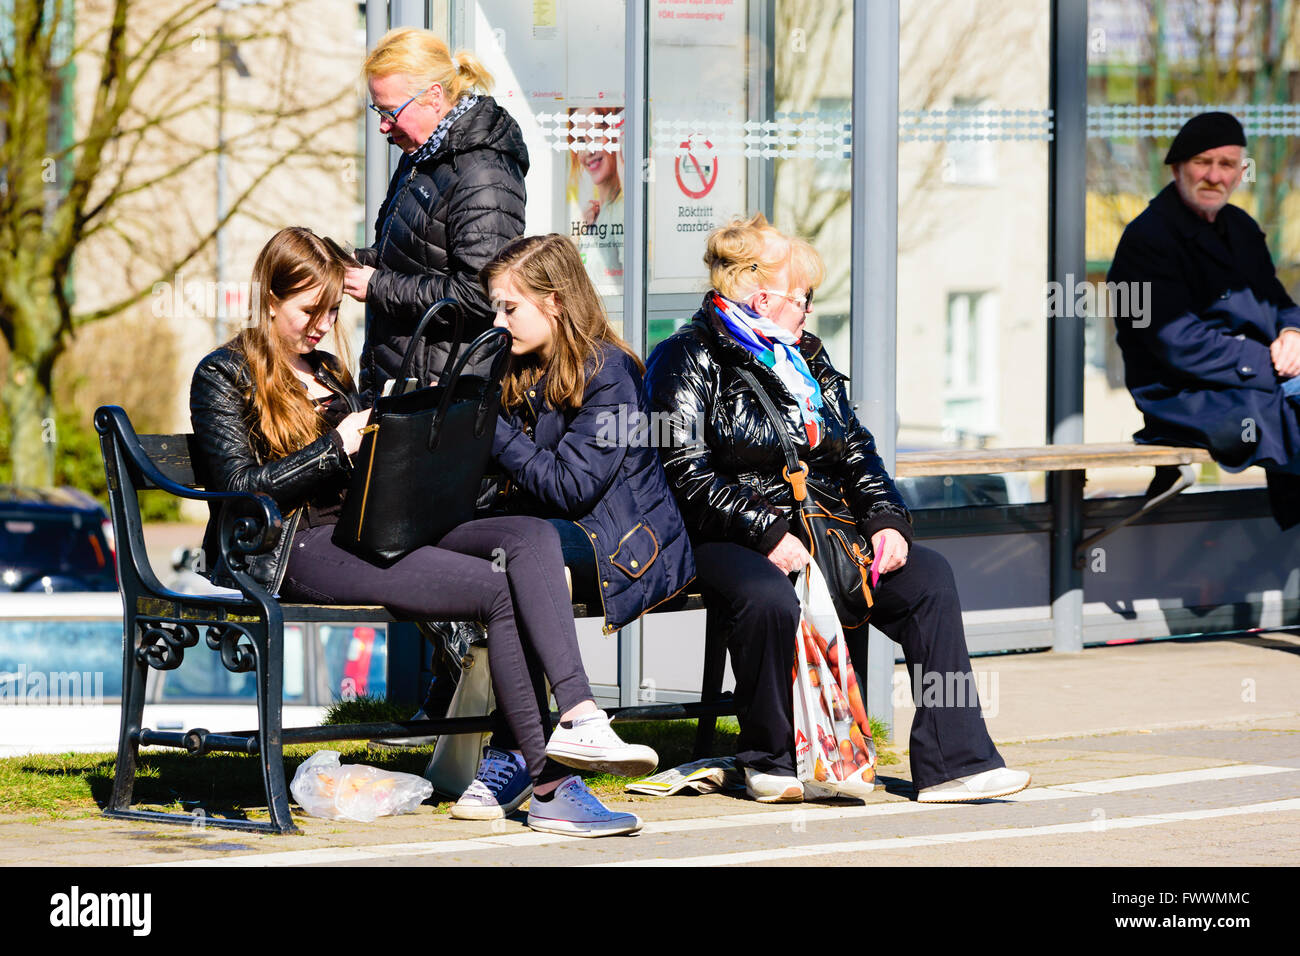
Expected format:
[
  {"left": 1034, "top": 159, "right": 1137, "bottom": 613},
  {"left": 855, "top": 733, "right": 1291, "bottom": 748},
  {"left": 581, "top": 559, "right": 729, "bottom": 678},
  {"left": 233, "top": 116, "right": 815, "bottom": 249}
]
[
  {"left": 545, "top": 710, "right": 658, "bottom": 776},
  {"left": 525, "top": 775, "right": 642, "bottom": 837},
  {"left": 744, "top": 768, "right": 804, "bottom": 803},
  {"left": 916, "top": 767, "right": 1031, "bottom": 803}
]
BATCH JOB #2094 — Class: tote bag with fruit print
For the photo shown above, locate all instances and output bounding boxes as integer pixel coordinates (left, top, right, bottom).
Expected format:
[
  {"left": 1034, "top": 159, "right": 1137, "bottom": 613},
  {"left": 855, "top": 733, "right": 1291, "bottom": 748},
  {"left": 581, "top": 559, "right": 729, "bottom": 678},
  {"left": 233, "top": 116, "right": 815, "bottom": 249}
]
[{"left": 792, "top": 562, "right": 877, "bottom": 800}]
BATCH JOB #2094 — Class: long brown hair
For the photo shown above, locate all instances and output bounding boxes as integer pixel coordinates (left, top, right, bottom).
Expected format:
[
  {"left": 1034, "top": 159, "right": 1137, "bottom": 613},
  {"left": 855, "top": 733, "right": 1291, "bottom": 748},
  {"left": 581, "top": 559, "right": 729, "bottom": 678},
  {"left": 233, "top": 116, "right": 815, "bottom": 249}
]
[
  {"left": 231, "top": 227, "right": 354, "bottom": 459},
  {"left": 481, "top": 234, "right": 643, "bottom": 412}
]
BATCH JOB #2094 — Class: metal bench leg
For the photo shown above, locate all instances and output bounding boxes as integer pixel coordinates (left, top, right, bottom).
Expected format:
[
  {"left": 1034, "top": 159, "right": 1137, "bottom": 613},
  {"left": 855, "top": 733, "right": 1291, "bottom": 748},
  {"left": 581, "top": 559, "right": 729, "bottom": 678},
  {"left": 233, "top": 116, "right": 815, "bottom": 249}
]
[
  {"left": 692, "top": 603, "right": 729, "bottom": 760},
  {"left": 252, "top": 617, "right": 298, "bottom": 835},
  {"left": 106, "top": 615, "right": 148, "bottom": 817}
]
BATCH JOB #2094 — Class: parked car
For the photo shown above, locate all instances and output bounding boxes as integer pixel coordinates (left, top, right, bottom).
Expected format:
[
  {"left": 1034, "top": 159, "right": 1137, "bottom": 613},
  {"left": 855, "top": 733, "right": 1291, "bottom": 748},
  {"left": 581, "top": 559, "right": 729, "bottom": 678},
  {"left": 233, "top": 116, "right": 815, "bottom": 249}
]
[{"left": 0, "top": 487, "right": 116, "bottom": 593}]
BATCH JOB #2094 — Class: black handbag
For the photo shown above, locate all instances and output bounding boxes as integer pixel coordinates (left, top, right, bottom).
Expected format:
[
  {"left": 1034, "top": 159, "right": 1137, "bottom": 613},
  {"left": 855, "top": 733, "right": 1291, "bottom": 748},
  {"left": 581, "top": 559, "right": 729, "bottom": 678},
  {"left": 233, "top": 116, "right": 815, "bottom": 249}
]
[
  {"left": 333, "top": 300, "right": 512, "bottom": 563},
  {"left": 735, "top": 367, "right": 874, "bottom": 629}
]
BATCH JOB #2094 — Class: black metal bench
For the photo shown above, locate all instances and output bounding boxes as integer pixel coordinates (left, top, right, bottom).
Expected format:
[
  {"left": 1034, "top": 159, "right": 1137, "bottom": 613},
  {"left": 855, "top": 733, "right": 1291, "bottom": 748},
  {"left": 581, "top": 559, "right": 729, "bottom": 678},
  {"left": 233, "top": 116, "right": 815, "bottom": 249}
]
[{"left": 94, "top": 404, "right": 731, "bottom": 834}]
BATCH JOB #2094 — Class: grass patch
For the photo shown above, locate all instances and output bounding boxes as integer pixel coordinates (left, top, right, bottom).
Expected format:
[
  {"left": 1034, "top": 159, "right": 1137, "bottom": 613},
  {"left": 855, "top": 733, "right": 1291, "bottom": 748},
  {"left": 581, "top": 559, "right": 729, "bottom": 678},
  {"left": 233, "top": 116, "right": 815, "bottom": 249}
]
[
  {"left": 0, "top": 716, "right": 896, "bottom": 820},
  {"left": 321, "top": 694, "right": 414, "bottom": 726}
]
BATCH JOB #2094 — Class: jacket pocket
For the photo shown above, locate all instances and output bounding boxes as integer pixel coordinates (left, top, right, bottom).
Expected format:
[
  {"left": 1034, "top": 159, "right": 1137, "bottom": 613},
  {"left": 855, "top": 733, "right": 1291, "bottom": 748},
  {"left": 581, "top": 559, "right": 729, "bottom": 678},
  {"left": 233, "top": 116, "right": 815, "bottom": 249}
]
[{"left": 609, "top": 523, "right": 659, "bottom": 580}]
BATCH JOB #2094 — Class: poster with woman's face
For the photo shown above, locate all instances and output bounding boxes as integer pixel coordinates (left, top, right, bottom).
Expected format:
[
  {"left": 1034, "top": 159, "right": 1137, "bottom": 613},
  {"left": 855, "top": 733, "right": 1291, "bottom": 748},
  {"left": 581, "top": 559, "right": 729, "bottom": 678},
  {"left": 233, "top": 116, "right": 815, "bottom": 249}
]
[{"left": 567, "top": 106, "right": 625, "bottom": 294}]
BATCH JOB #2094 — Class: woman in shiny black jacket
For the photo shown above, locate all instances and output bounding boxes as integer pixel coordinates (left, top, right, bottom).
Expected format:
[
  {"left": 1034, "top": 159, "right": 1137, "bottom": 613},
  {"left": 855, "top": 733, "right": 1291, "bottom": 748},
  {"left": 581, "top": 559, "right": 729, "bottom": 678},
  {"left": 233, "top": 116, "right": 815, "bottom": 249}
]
[
  {"left": 191, "top": 227, "right": 653, "bottom": 837},
  {"left": 643, "top": 214, "right": 1028, "bottom": 805}
]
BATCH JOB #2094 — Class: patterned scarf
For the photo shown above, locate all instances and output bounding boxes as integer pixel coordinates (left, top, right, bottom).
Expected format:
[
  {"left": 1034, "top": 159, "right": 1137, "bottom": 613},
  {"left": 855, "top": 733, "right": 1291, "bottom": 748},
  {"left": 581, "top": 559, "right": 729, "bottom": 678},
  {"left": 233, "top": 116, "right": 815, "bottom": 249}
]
[
  {"left": 410, "top": 94, "right": 480, "bottom": 165},
  {"left": 709, "top": 291, "right": 824, "bottom": 447}
]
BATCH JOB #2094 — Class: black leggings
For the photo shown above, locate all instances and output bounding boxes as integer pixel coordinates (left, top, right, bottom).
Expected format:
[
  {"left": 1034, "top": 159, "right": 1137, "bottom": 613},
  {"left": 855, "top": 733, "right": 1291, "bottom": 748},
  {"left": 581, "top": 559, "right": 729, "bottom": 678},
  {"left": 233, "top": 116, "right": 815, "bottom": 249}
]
[{"left": 281, "top": 516, "right": 594, "bottom": 781}]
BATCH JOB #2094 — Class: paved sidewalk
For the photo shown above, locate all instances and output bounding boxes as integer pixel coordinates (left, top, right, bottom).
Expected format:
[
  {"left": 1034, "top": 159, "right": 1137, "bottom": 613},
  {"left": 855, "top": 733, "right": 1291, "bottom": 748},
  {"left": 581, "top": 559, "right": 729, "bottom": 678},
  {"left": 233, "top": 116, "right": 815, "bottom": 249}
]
[{"left": 2, "top": 633, "right": 1297, "bottom": 866}]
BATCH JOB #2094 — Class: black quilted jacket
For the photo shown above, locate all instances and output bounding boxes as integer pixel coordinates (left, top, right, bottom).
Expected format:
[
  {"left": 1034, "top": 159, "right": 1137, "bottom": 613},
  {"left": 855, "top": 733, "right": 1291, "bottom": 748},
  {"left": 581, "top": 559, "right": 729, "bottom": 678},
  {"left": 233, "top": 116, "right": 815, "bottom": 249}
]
[
  {"left": 642, "top": 296, "right": 913, "bottom": 555},
  {"left": 356, "top": 96, "right": 529, "bottom": 396},
  {"left": 189, "top": 347, "right": 361, "bottom": 593}
]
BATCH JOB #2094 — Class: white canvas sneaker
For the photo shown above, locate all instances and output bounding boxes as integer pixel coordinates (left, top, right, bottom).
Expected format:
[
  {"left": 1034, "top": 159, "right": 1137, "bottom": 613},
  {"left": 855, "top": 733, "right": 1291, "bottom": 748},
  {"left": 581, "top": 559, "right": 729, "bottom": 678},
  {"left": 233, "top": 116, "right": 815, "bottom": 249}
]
[
  {"left": 916, "top": 767, "right": 1031, "bottom": 803},
  {"left": 744, "top": 768, "right": 804, "bottom": 804},
  {"left": 544, "top": 710, "right": 658, "bottom": 776},
  {"left": 525, "top": 776, "right": 643, "bottom": 837}
]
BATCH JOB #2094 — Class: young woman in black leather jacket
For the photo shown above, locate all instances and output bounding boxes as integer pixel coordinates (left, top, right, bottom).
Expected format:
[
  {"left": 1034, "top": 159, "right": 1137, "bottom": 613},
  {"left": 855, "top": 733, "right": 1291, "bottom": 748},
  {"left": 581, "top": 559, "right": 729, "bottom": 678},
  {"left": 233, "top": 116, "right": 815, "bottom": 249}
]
[
  {"left": 643, "top": 214, "right": 1029, "bottom": 805},
  {"left": 190, "top": 227, "right": 653, "bottom": 837}
]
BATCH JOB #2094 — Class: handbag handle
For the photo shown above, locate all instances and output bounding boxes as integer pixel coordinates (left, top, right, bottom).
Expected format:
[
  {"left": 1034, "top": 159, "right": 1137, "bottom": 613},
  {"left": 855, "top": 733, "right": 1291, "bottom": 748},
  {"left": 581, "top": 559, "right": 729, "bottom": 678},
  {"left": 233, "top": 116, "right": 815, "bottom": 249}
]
[
  {"left": 384, "top": 298, "right": 465, "bottom": 408},
  {"left": 425, "top": 327, "right": 513, "bottom": 451}
]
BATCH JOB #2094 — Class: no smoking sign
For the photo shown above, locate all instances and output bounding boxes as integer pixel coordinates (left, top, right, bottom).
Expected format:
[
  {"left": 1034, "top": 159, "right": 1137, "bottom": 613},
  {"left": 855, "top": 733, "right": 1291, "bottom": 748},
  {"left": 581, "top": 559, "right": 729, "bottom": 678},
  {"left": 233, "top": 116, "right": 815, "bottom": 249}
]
[{"left": 674, "top": 133, "right": 718, "bottom": 199}]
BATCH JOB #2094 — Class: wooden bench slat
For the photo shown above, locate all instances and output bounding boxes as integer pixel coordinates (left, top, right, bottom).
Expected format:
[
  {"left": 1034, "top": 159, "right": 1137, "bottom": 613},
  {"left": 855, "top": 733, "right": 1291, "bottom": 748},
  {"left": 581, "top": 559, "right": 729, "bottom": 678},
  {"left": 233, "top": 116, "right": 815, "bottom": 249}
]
[{"left": 895, "top": 443, "right": 1214, "bottom": 477}]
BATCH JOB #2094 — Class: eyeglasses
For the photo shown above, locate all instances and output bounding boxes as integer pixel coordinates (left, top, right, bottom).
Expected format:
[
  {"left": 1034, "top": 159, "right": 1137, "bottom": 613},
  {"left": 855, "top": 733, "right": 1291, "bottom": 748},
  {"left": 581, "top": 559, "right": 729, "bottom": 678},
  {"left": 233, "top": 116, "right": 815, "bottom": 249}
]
[
  {"left": 368, "top": 87, "right": 431, "bottom": 124},
  {"left": 758, "top": 288, "right": 815, "bottom": 313}
]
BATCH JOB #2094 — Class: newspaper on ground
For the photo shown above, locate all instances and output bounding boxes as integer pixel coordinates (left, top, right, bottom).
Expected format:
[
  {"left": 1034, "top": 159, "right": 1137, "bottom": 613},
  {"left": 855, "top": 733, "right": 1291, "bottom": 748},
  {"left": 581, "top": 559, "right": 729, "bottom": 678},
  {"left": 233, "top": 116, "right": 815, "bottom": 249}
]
[{"left": 624, "top": 756, "right": 745, "bottom": 796}]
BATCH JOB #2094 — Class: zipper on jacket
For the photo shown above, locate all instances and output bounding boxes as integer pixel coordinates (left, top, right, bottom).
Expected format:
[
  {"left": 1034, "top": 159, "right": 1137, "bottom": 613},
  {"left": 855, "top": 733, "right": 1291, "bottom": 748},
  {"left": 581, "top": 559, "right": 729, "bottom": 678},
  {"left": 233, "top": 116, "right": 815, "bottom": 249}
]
[
  {"left": 271, "top": 509, "right": 303, "bottom": 596},
  {"left": 377, "top": 164, "right": 422, "bottom": 262},
  {"left": 573, "top": 518, "right": 616, "bottom": 633},
  {"left": 276, "top": 442, "right": 339, "bottom": 485}
]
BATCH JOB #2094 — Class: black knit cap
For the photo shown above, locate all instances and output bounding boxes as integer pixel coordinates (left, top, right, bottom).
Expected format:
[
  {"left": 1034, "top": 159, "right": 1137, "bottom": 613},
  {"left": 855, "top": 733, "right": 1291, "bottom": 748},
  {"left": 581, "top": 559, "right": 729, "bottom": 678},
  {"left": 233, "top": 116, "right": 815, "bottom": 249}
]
[{"left": 1164, "top": 111, "right": 1247, "bottom": 164}]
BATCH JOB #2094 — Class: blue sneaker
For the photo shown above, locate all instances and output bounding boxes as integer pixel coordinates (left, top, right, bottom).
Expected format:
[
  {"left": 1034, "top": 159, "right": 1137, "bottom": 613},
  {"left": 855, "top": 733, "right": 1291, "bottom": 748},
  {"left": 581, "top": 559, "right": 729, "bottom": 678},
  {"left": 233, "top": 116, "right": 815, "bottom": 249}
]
[
  {"left": 526, "top": 775, "right": 642, "bottom": 837},
  {"left": 450, "top": 747, "right": 533, "bottom": 820}
]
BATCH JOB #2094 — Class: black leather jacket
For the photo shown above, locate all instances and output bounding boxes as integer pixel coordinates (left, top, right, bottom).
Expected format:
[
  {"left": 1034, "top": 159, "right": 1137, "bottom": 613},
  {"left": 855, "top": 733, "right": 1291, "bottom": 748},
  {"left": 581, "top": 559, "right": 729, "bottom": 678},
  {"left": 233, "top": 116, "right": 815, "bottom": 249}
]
[
  {"left": 642, "top": 296, "right": 913, "bottom": 555},
  {"left": 356, "top": 96, "right": 529, "bottom": 396},
  {"left": 189, "top": 346, "right": 361, "bottom": 593}
]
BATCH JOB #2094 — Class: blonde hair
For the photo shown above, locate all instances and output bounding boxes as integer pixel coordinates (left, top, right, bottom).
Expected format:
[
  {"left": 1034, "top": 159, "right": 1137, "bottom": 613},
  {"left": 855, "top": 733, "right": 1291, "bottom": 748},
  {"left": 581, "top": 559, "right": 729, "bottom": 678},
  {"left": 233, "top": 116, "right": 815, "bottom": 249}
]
[
  {"left": 703, "top": 212, "right": 791, "bottom": 300},
  {"left": 231, "top": 228, "right": 354, "bottom": 460},
  {"left": 788, "top": 237, "right": 826, "bottom": 293},
  {"left": 363, "top": 27, "right": 493, "bottom": 103},
  {"left": 481, "top": 234, "right": 643, "bottom": 412}
]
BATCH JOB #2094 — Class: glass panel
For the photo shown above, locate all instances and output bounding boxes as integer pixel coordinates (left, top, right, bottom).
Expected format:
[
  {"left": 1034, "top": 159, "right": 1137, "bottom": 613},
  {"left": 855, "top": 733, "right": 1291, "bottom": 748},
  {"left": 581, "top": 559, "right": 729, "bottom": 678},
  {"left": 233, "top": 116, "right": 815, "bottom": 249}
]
[
  {"left": 318, "top": 624, "right": 387, "bottom": 701},
  {"left": 0, "top": 621, "right": 122, "bottom": 701},
  {"left": 894, "top": 0, "right": 1051, "bottom": 508},
  {"left": 1085, "top": 0, "right": 1298, "bottom": 496},
  {"left": 157, "top": 625, "right": 309, "bottom": 703},
  {"left": 645, "top": 0, "right": 855, "bottom": 366},
  {"left": 469, "top": 0, "right": 627, "bottom": 328}
]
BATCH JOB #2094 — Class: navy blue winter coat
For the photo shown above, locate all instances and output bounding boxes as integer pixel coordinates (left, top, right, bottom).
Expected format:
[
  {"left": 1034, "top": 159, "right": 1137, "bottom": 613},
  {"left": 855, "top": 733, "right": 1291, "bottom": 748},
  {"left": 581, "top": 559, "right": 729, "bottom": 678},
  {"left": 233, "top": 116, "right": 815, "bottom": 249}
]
[
  {"left": 1108, "top": 182, "right": 1300, "bottom": 471},
  {"left": 491, "top": 343, "right": 696, "bottom": 633}
]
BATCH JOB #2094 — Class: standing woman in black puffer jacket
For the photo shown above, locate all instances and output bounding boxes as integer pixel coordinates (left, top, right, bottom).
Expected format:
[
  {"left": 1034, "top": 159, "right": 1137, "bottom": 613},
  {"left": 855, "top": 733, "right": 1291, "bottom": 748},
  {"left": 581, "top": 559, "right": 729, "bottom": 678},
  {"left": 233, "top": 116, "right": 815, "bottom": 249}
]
[
  {"left": 344, "top": 27, "right": 529, "bottom": 393},
  {"left": 643, "top": 214, "right": 1030, "bottom": 806}
]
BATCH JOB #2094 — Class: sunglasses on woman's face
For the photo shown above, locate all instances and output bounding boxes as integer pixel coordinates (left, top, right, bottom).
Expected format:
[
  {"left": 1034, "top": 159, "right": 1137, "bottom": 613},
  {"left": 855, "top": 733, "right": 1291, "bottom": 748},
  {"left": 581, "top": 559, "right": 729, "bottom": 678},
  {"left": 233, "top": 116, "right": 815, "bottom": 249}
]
[{"left": 760, "top": 287, "right": 815, "bottom": 313}]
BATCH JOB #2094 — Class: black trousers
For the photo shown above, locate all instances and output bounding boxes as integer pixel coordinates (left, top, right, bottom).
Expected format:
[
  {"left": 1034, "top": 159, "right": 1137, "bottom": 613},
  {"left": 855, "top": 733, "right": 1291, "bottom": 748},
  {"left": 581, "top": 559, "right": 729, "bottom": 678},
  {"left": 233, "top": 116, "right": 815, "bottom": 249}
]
[
  {"left": 694, "top": 541, "right": 1005, "bottom": 791},
  {"left": 281, "top": 516, "right": 593, "bottom": 781}
]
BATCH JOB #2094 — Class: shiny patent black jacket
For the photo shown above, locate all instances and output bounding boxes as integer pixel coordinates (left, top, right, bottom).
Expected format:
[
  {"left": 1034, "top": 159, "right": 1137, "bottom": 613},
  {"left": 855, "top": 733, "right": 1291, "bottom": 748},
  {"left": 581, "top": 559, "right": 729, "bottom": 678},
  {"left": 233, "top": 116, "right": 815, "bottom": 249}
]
[
  {"left": 356, "top": 96, "right": 529, "bottom": 395},
  {"left": 189, "top": 347, "right": 360, "bottom": 593},
  {"left": 642, "top": 297, "right": 913, "bottom": 555}
]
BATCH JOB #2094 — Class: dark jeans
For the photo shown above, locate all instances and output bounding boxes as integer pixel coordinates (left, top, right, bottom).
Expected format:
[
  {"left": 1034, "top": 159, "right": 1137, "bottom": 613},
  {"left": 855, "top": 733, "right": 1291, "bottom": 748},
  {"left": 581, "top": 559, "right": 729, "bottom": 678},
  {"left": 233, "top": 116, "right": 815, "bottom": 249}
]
[
  {"left": 281, "top": 516, "right": 593, "bottom": 781},
  {"left": 548, "top": 517, "right": 600, "bottom": 606},
  {"left": 694, "top": 541, "right": 1005, "bottom": 791}
]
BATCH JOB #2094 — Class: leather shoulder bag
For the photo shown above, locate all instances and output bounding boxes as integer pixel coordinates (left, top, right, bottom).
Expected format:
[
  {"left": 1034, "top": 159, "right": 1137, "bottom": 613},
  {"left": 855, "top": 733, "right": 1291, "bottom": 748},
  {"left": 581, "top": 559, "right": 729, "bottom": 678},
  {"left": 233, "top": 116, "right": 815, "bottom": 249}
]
[{"left": 334, "top": 299, "right": 512, "bottom": 563}]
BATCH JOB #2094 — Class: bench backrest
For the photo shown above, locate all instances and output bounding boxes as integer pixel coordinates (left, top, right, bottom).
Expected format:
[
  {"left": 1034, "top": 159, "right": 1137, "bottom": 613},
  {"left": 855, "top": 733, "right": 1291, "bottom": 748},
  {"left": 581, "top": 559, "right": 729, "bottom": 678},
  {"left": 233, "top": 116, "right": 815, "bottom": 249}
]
[{"left": 137, "top": 434, "right": 206, "bottom": 490}]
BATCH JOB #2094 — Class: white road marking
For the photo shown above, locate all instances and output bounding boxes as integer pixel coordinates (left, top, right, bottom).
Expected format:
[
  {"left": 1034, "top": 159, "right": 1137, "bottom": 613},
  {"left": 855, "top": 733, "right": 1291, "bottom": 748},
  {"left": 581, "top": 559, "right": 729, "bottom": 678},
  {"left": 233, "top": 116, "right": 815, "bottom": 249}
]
[
  {"left": 591, "top": 798, "right": 1300, "bottom": 867},
  {"left": 136, "top": 763, "right": 1298, "bottom": 867}
]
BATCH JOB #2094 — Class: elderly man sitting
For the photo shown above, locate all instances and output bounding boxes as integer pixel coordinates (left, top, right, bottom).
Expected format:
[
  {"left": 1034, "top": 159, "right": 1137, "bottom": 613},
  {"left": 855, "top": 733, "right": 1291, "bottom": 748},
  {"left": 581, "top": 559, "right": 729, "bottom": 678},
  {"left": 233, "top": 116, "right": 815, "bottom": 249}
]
[{"left": 1107, "top": 111, "right": 1300, "bottom": 528}]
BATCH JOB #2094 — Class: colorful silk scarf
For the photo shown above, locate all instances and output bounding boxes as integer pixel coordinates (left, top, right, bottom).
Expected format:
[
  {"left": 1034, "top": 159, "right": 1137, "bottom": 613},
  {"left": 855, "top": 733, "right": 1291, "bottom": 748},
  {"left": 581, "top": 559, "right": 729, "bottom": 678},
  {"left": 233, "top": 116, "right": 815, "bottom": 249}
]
[
  {"left": 709, "top": 291, "right": 824, "bottom": 447},
  {"left": 410, "top": 94, "right": 480, "bottom": 165}
]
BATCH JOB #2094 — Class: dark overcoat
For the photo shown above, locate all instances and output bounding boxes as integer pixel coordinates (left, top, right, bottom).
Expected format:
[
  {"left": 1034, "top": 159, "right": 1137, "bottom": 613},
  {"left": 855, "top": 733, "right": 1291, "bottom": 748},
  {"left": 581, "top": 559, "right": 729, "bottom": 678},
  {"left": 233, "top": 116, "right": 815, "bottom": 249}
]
[
  {"left": 491, "top": 343, "right": 696, "bottom": 633},
  {"left": 1108, "top": 182, "right": 1300, "bottom": 471}
]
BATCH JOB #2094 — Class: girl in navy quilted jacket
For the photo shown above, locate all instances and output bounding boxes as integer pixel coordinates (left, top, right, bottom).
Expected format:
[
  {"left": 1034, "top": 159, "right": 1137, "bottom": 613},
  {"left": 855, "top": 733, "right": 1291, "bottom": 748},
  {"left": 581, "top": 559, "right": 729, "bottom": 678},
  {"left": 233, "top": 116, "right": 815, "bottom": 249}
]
[{"left": 482, "top": 233, "right": 696, "bottom": 637}]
